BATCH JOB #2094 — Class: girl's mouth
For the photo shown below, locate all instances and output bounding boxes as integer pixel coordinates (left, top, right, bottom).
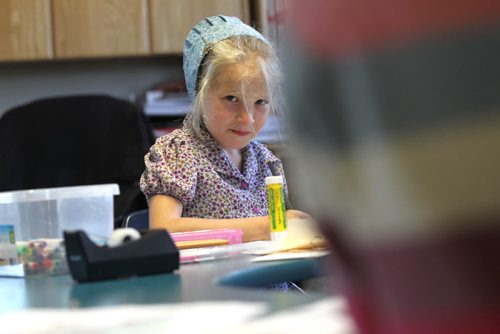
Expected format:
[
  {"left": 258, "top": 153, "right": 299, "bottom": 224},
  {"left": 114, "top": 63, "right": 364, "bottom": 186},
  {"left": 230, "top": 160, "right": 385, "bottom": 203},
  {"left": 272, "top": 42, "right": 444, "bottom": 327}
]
[{"left": 231, "top": 129, "right": 251, "bottom": 136}]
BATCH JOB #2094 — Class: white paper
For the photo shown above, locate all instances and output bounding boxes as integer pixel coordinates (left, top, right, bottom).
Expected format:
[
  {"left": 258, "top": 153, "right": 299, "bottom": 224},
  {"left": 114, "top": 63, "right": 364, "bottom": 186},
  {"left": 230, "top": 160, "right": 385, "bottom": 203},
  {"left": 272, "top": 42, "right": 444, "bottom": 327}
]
[
  {"left": 218, "top": 297, "right": 357, "bottom": 334},
  {"left": 251, "top": 250, "right": 331, "bottom": 263},
  {"left": 0, "top": 301, "right": 267, "bottom": 334},
  {"left": 1, "top": 297, "right": 356, "bottom": 334}
]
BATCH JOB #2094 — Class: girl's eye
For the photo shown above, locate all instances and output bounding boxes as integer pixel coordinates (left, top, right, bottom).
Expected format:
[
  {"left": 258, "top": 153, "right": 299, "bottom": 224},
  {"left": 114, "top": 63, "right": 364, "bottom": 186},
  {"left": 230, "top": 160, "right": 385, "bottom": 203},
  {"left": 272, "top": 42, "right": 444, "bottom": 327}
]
[
  {"left": 224, "top": 95, "right": 238, "bottom": 102},
  {"left": 255, "top": 99, "right": 269, "bottom": 106}
]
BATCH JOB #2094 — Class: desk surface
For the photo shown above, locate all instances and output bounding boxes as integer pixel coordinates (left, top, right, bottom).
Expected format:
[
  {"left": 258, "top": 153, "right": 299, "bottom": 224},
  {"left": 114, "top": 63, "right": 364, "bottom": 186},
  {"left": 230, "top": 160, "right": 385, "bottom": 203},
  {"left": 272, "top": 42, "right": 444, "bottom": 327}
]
[{"left": 0, "top": 255, "right": 332, "bottom": 315}]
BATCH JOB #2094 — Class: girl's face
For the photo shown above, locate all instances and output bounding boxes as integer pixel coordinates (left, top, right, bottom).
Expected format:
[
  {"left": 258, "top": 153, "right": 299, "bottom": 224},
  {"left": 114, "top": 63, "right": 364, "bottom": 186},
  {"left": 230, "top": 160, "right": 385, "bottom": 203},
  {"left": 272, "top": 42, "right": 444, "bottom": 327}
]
[{"left": 204, "top": 64, "right": 271, "bottom": 152}]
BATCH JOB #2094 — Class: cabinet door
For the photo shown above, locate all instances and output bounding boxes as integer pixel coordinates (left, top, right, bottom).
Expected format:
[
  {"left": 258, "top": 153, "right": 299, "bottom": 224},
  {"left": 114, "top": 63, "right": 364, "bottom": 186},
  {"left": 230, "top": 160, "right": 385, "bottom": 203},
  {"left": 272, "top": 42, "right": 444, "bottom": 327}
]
[
  {"left": 149, "top": 0, "right": 250, "bottom": 54},
  {"left": 52, "top": 0, "right": 149, "bottom": 59},
  {"left": 0, "top": 0, "right": 52, "bottom": 61}
]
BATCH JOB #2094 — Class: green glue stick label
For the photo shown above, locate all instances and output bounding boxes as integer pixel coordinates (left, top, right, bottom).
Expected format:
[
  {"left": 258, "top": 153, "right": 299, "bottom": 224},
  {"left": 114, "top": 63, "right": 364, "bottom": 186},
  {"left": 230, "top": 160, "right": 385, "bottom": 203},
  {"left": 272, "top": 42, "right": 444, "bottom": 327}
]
[{"left": 266, "top": 183, "right": 287, "bottom": 232}]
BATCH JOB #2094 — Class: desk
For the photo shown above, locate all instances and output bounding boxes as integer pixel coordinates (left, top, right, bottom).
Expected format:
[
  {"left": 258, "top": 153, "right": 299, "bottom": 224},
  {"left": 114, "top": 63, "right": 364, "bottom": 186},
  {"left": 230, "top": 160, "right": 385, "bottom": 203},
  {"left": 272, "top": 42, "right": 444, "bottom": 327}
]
[{"left": 0, "top": 255, "right": 332, "bottom": 314}]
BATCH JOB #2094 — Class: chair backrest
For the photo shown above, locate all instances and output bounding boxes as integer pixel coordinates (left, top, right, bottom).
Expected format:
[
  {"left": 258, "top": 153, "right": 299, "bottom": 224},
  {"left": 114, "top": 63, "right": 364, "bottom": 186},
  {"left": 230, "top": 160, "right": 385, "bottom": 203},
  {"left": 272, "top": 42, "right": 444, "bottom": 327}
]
[
  {"left": 122, "top": 209, "right": 149, "bottom": 230},
  {"left": 0, "top": 94, "right": 155, "bottom": 228}
]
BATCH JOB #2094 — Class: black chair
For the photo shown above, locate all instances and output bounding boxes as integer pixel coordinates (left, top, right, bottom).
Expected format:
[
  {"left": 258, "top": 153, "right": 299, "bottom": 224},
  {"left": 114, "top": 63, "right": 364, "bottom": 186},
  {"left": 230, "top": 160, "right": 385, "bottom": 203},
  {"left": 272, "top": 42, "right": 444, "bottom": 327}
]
[
  {"left": 122, "top": 209, "right": 149, "bottom": 230},
  {"left": 0, "top": 94, "right": 155, "bottom": 228}
]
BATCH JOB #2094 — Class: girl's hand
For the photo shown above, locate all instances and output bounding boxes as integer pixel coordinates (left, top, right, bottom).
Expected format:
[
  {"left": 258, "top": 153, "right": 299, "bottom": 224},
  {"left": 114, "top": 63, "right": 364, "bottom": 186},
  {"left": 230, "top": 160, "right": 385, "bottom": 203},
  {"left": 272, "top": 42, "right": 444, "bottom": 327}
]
[{"left": 286, "top": 209, "right": 311, "bottom": 220}]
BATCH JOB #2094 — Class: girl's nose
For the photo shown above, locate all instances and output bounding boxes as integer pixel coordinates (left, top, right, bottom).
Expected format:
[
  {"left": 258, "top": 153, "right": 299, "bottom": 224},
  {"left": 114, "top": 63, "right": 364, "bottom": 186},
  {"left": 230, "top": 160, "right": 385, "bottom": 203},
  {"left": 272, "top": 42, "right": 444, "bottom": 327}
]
[{"left": 236, "top": 109, "right": 254, "bottom": 124}]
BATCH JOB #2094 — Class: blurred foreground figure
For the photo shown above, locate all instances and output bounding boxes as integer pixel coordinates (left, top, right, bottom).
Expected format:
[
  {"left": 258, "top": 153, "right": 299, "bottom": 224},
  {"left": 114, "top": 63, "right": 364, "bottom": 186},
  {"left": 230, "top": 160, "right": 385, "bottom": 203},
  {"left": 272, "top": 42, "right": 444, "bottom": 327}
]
[{"left": 285, "top": 1, "right": 500, "bottom": 333}]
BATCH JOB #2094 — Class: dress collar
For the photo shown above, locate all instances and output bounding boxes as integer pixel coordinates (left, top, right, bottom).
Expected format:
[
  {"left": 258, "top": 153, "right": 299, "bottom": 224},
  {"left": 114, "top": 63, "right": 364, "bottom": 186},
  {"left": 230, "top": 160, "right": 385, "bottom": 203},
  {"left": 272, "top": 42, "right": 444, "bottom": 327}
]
[
  {"left": 187, "top": 124, "right": 247, "bottom": 180},
  {"left": 184, "top": 117, "right": 280, "bottom": 181}
]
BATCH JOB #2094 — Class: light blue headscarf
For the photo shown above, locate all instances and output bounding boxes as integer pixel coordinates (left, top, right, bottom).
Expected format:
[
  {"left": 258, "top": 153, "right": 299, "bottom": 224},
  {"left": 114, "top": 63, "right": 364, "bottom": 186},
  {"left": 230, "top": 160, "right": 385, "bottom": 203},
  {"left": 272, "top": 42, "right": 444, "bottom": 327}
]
[{"left": 183, "top": 15, "right": 269, "bottom": 101}]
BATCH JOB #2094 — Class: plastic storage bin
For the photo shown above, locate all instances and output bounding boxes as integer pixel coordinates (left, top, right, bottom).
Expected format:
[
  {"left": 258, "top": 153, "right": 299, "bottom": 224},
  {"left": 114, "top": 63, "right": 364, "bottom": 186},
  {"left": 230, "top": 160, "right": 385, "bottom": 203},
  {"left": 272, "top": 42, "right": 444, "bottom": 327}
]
[{"left": 0, "top": 184, "right": 119, "bottom": 277}]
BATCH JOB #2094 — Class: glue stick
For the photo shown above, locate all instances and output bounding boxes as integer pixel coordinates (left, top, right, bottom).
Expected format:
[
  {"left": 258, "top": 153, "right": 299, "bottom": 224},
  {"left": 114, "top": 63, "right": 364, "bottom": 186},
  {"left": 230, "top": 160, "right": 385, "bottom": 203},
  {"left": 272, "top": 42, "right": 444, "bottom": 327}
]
[{"left": 265, "top": 175, "right": 287, "bottom": 246}]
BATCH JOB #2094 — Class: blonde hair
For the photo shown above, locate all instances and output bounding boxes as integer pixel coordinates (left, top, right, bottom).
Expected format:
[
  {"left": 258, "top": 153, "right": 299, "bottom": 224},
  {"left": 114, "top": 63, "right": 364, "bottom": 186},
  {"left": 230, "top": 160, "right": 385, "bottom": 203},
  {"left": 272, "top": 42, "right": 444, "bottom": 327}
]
[{"left": 185, "top": 35, "right": 282, "bottom": 138}]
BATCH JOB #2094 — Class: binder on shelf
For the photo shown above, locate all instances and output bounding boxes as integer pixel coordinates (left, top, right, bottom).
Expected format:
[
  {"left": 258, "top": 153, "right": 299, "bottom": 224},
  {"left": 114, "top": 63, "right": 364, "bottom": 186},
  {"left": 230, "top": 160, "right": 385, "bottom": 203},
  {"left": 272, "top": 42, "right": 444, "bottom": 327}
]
[{"left": 143, "top": 91, "right": 191, "bottom": 116}]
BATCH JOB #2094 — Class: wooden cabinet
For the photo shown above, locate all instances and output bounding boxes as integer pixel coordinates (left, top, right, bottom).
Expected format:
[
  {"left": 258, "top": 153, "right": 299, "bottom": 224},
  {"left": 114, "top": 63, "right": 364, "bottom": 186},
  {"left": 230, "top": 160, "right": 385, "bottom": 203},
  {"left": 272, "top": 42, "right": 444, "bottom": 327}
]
[
  {"left": 149, "top": 0, "right": 250, "bottom": 54},
  {"left": 0, "top": 0, "right": 52, "bottom": 61},
  {"left": 52, "top": 0, "right": 150, "bottom": 59},
  {"left": 0, "top": 0, "right": 251, "bottom": 62}
]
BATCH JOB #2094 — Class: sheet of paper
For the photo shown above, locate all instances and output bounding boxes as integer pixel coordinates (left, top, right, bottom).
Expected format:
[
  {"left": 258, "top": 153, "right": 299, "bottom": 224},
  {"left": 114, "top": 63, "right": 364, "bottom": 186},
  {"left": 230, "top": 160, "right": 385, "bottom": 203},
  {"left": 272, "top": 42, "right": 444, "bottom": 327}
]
[
  {"left": 0, "top": 301, "right": 267, "bottom": 334},
  {"left": 249, "top": 218, "right": 329, "bottom": 257},
  {"left": 279, "top": 218, "right": 328, "bottom": 251},
  {"left": 251, "top": 249, "right": 330, "bottom": 263},
  {"left": 1, "top": 297, "right": 356, "bottom": 334},
  {"left": 218, "top": 296, "right": 357, "bottom": 334}
]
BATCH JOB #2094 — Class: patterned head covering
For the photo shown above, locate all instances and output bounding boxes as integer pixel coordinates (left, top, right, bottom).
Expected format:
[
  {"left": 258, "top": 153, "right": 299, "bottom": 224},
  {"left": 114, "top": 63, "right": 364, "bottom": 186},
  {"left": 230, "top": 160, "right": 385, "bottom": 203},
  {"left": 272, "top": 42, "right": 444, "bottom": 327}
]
[{"left": 183, "top": 15, "right": 269, "bottom": 101}]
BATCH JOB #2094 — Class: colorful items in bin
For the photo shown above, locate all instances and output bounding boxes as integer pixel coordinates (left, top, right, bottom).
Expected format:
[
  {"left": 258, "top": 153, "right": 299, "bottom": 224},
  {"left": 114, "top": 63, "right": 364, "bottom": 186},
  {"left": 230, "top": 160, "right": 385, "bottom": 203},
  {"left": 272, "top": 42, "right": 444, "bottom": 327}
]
[
  {"left": 170, "top": 229, "right": 243, "bottom": 249},
  {"left": 16, "top": 239, "right": 68, "bottom": 276}
]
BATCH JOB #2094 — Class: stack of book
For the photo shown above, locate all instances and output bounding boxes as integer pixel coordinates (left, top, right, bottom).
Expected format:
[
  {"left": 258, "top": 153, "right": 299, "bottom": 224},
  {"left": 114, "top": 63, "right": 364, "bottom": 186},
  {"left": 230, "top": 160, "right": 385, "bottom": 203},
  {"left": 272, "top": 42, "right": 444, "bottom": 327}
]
[{"left": 143, "top": 90, "right": 191, "bottom": 117}]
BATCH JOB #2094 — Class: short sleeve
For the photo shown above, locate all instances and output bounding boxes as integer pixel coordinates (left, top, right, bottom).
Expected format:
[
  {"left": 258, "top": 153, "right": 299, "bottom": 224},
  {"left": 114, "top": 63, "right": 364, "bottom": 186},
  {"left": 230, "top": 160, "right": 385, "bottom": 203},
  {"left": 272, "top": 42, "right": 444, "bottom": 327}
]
[
  {"left": 269, "top": 155, "right": 289, "bottom": 197},
  {"left": 254, "top": 141, "right": 289, "bottom": 196},
  {"left": 140, "top": 135, "right": 198, "bottom": 206},
  {"left": 274, "top": 160, "right": 289, "bottom": 195}
]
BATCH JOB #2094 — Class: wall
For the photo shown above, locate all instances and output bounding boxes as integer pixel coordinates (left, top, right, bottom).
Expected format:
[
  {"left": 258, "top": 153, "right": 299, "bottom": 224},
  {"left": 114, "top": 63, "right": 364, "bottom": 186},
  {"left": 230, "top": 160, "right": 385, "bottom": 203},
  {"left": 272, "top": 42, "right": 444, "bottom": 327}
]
[{"left": 0, "top": 56, "right": 184, "bottom": 116}]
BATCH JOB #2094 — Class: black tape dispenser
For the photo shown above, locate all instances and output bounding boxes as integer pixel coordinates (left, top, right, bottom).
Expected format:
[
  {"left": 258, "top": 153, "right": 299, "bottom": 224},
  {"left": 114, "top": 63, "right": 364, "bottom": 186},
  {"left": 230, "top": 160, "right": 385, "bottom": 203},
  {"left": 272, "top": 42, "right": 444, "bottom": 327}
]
[{"left": 63, "top": 229, "right": 179, "bottom": 282}]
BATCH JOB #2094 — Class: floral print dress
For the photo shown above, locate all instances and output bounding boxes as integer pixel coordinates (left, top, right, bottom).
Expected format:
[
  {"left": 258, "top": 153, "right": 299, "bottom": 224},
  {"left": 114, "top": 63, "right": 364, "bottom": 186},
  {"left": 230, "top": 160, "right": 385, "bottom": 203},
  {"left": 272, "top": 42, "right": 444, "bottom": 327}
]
[{"left": 140, "top": 124, "right": 286, "bottom": 219}]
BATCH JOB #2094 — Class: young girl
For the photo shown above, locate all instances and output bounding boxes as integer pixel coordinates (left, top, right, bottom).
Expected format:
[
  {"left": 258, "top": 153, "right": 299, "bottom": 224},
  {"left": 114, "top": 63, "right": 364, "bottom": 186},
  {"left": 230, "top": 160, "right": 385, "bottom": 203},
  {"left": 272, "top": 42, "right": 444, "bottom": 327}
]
[{"left": 140, "top": 15, "right": 309, "bottom": 242}]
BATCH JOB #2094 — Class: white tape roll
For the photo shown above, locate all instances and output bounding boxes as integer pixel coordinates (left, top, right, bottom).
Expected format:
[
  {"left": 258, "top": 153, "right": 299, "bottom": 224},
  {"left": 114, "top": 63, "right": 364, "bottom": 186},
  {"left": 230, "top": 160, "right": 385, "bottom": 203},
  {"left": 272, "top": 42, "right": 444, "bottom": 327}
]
[{"left": 107, "top": 228, "right": 141, "bottom": 247}]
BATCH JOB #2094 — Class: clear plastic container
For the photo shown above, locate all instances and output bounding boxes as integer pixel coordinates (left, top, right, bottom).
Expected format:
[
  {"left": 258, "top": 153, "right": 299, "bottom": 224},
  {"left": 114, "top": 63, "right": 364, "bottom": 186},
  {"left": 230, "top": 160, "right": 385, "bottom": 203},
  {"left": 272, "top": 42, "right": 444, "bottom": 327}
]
[{"left": 0, "top": 184, "right": 119, "bottom": 277}]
